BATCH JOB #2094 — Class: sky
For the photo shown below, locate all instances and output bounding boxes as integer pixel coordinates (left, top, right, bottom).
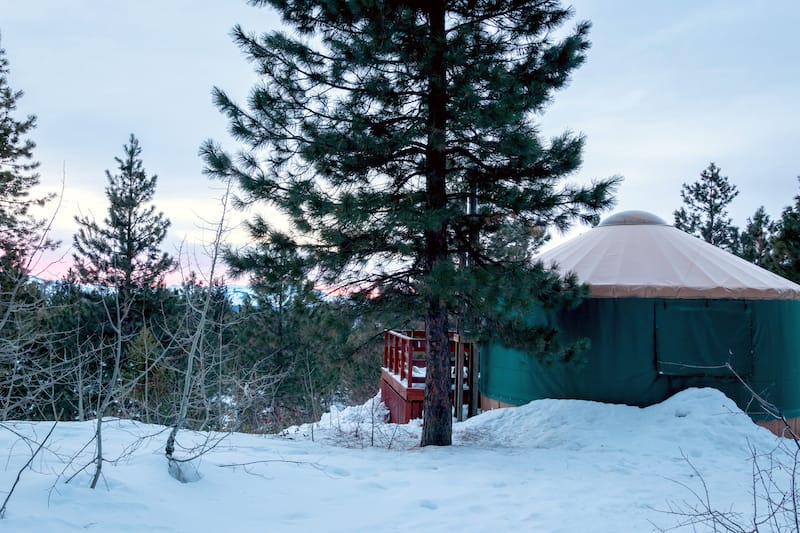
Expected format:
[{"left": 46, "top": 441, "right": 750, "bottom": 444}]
[
  {"left": 1, "top": 388, "right": 793, "bottom": 531},
  {"left": 1, "top": 1, "right": 799, "bottom": 280}
]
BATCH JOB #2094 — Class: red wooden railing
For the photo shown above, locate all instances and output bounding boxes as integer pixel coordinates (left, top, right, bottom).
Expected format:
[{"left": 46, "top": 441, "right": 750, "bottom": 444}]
[
  {"left": 381, "top": 329, "right": 478, "bottom": 422},
  {"left": 383, "top": 329, "right": 427, "bottom": 390}
]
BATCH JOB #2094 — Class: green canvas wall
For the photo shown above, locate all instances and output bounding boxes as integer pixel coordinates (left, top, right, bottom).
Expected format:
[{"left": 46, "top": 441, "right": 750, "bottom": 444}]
[{"left": 480, "top": 298, "right": 800, "bottom": 420}]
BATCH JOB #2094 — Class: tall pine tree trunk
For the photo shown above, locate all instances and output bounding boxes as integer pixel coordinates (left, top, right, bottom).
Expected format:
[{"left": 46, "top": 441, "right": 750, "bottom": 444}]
[
  {"left": 421, "top": 1, "right": 452, "bottom": 447},
  {"left": 423, "top": 300, "right": 451, "bottom": 445}
]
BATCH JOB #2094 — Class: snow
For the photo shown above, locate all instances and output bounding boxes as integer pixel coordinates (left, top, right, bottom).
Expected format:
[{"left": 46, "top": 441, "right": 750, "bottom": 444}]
[{"left": 0, "top": 388, "right": 792, "bottom": 532}]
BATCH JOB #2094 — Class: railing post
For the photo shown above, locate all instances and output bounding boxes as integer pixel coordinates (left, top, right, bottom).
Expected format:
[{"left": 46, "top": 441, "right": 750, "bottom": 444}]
[
  {"left": 397, "top": 335, "right": 402, "bottom": 380},
  {"left": 383, "top": 331, "right": 389, "bottom": 369},
  {"left": 405, "top": 336, "right": 412, "bottom": 389},
  {"left": 468, "top": 341, "right": 479, "bottom": 417},
  {"left": 454, "top": 335, "right": 465, "bottom": 421}
]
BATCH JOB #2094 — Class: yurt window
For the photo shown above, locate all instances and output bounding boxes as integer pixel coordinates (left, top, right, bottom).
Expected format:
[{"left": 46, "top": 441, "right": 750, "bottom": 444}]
[{"left": 655, "top": 300, "right": 753, "bottom": 378}]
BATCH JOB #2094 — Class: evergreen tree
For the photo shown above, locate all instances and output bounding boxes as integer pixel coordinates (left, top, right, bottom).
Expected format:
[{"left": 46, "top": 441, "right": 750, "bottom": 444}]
[
  {"left": 124, "top": 325, "right": 173, "bottom": 423},
  {"left": 769, "top": 177, "right": 800, "bottom": 283},
  {"left": 165, "top": 276, "right": 238, "bottom": 431},
  {"left": 227, "top": 231, "right": 323, "bottom": 428},
  {"left": 484, "top": 218, "right": 550, "bottom": 264},
  {"left": 203, "top": 0, "right": 619, "bottom": 445},
  {"left": 39, "top": 276, "right": 113, "bottom": 421},
  {"left": 673, "top": 162, "right": 739, "bottom": 251},
  {"left": 73, "top": 134, "right": 173, "bottom": 308},
  {"left": 739, "top": 206, "right": 775, "bottom": 268},
  {"left": 0, "top": 36, "right": 55, "bottom": 284},
  {"left": 0, "top": 38, "right": 57, "bottom": 422}
]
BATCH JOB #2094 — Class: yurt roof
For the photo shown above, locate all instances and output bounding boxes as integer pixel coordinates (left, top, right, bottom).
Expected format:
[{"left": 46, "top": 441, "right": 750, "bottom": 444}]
[{"left": 535, "top": 210, "right": 800, "bottom": 300}]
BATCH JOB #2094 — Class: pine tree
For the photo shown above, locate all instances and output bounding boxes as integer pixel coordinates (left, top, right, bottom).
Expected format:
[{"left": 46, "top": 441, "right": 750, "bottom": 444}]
[
  {"left": 0, "top": 36, "right": 55, "bottom": 284},
  {"left": 673, "top": 162, "right": 740, "bottom": 251},
  {"left": 0, "top": 37, "right": 57, "bottom": 421},
  {"left": 73, "top": 134, "right": 174, "bottom": 307},
  {"left": 203, "top": 0, "right": 619, "bottom": 445},
  {"left": 226, "top": 230, "right": 318, "bottom": 427},
  {"left": 739, "top": 206, "right": 775, "bottom": 268},
  {"left": 484, "top": 218, "right": 550, "bottom": 264},
  {"left": 769, "top": 177, "right": 800, "bottom": 283}
]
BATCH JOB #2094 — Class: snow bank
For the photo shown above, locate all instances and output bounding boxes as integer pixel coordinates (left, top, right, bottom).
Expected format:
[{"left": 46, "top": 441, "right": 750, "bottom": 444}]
[
  {"left": 457, "top": 387, "right": 775, "bottom": 452},
  {"left": 0, "top": 388, "right": 790, "bottom": 532},
  {"left": 280, "top": 392, "right": 422, "bottom": 449}
]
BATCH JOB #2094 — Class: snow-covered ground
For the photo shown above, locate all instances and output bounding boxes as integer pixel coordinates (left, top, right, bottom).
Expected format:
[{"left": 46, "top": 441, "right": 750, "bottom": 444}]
[{"left": 0, "top": 388, "right": 793, "bottom": 532}]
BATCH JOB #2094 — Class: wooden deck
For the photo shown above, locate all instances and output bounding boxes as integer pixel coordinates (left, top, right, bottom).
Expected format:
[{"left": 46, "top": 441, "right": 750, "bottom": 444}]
[{"left": 380, "top": 329, "right": 478, "bottom": 424}]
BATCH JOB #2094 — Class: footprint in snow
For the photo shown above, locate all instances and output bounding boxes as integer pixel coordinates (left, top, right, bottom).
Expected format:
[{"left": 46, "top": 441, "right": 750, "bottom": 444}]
[
  {"left": 419, "top": 499, "right": 438, "bottom": 510},
  {"left": 329, "top": 467, "right": 350, "bottom": 477}
]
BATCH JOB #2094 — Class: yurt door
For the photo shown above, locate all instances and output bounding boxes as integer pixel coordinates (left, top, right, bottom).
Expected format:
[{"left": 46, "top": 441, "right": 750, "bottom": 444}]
[{"left": 654, "top": 300, "right": 753, "bottom": 378}]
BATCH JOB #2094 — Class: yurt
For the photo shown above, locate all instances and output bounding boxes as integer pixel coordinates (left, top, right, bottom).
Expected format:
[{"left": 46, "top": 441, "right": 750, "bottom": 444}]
[{"left": 480, "top": 210, "right": 800, "bottom": 432}]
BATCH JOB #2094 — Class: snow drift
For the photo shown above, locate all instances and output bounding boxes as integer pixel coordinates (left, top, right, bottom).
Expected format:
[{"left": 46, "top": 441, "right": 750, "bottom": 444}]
[{"left": 0, "top": 388, "right": 789, "bottom": 532}]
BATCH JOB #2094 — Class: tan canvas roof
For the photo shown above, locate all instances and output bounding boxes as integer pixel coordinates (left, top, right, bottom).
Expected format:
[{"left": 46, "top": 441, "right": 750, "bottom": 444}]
[{"left": 535, "top": 211, "right": 800, "bottom": 300}]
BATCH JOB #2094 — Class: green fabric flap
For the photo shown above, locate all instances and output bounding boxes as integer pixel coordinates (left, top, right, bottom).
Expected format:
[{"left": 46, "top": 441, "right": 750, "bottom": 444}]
[{"left": 655, "top": 300, "right": 753, "bottom": 377}]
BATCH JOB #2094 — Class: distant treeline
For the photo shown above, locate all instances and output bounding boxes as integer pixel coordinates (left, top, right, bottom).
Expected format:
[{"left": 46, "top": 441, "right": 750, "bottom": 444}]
[
  {"left": 673, "top": 162, "right": 800, "bottom": 282},
  {"left": 1, "top": 274, "right": 384, "bottom": 431}
]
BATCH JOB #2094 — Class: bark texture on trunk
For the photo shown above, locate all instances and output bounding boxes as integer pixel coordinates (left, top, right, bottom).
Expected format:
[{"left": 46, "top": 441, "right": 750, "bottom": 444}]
[{"left": 421, "top": 0, "right": 452, "bottom": 447}]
